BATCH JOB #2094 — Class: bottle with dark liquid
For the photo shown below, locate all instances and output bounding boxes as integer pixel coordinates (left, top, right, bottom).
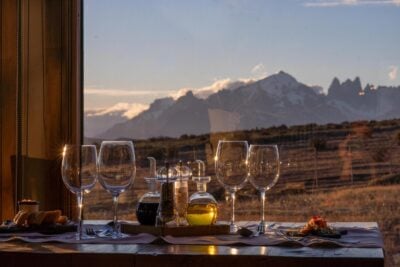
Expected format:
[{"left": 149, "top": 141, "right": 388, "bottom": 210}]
[{"left": 136, "top": 157, "right": 160, "bottom": 225}]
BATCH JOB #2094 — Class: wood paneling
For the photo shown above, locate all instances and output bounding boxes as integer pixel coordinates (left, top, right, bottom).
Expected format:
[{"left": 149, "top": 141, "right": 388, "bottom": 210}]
[
  {"left": 0, "top": 0, "right": 18, "bottom": 220},
  {"left": 0, "top": 0, "right": 82, "bottom": 220}
]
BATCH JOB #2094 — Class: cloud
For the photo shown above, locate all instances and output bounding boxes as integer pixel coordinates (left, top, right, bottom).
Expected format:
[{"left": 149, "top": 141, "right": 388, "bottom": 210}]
[
  {"left": 388, "top": 66, "right": 398, "bottom": 81},
  {"left": 251, "top": 63, "right": 268, "bottom": 78},
  {"left": 84, "top": 88, "right": 170, "bottom": 97},
  {"left": 172, "top": 78, "right": 255, "bottom": 100},
  {"left": 304, "top": 0, "right": 400, "bottom": 7},
  {"left": 86, "top": 102, "right": 149, "bottom": 119}
]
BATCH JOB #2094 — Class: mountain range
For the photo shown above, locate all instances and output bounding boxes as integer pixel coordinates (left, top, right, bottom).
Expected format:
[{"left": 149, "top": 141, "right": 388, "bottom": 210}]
[{"left": 86, "top": 71, "right": 400, "bottom": 139}]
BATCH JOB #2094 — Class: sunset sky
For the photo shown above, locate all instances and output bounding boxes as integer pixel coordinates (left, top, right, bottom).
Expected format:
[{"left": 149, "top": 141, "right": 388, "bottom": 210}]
[{"left": 84, "top": 0, "right": 400, "bottom": 112}]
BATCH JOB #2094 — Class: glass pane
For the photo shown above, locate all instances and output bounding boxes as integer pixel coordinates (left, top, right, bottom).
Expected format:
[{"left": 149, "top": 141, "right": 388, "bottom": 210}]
[{"left": 84, "top": 1, "right": 400, "bottom": 265}]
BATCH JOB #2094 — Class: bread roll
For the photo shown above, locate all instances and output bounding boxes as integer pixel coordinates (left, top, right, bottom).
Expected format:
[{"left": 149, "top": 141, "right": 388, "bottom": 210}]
[
  {"left": 14, "top": 211, "right": 29, "bottom": 226},
  {"left": 56, "top": 215, "right": 68, "bottom": 225},
  {"left": 14, "top": 209, "right": 66, "bottom": 226},
  {"left": 42, "top": 210, "right": 61, "bottom": 224},
  {"left": 13, "top": 211, "right": 24, "bottom": 224},
  {"left": 31, "top": 211, "right": 46, "bottom": 225},
  {"left": 27, "top": 212, "right": 38, "bottom": 225}
]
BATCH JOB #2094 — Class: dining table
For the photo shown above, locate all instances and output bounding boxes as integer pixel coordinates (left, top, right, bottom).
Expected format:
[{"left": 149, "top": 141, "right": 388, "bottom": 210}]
[{"left": 0, "top": 221, "right": 384, "bottom": 267}]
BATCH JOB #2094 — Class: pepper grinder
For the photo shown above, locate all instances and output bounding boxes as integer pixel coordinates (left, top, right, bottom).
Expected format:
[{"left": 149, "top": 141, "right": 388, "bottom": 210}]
[{"left": 156, "top": 162, "right": 178, "bottom": 226}]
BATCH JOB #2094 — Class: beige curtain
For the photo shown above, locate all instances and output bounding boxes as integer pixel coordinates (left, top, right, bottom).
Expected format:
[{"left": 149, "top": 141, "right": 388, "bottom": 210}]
[{"left": 0, "top": 0, "right": 82, "bottom": 220}]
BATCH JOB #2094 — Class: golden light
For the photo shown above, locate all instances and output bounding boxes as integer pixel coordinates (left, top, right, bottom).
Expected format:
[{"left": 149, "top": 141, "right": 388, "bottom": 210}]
[
  {"left": 207, "top": 245, "right": 216, "bottom": 255},
  {"left": 229, "top": 247, "right": 239, "bottom": 255},
  {"left": 259, "top": 247, "right": 267, "bottom": 255},
  {"left": 62, "top": 145, "right": 67, "bottom": 158}
]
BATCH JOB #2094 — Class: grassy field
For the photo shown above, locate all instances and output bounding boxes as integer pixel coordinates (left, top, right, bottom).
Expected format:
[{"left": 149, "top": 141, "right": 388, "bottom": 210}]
[{"left": 85, "top": 119, "right": 400, "bottom": 267}]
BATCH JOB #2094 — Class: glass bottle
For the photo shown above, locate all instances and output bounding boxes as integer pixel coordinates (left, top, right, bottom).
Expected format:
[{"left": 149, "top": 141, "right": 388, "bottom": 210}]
[
  {"left": 156, "top": 162, "right": 178, "bottom": 226},
  {"left": 174, "top": 161, "right": 191, "bottom": 226},
  {"left": 136, "top": 157, "right": 160, "bottom": 225},
  {"left": 186, "top": 160, "right": 218, "bottom": 226}
]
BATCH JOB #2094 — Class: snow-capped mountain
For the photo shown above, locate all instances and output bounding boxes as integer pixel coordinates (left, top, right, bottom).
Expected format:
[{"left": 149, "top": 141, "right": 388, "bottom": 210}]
[
  {"left": 84, "top": 102, "right": 148, "bottom": 138},
  {"left": 94, "top": 71, "right": 400, "bottom": 140}
]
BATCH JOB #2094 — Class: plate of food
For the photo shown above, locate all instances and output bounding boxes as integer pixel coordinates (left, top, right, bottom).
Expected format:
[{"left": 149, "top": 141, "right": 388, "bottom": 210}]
[
  {"left": 0, "top": 209, "right": 76, "bottom": 235},
  {"left": 286, "top": 216, "right": 347, "bottom": 239}
]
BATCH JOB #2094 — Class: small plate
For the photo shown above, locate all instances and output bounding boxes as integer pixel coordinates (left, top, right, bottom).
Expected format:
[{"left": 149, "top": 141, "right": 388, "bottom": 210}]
[
  {"left": 0, "top": 221, "right": 76, "bottom": 235},
  {"left": 286, "top": 228, "right": 347, "bottom": 239}
]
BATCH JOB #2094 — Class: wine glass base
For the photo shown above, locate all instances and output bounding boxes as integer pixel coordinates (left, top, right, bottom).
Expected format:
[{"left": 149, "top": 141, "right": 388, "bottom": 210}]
[
  {"left": 230, "top": 223, "right": 239, "bottom": 234},
  {"left": 75, "top": 232, "right": 96, "bottom": 241},
  {"left": 110, "top": 232, "right": 129, "bottom": 239},
  {"left": 257, "top": 222, "right": 267, "bottom": 234},
  {"left": 96, "top": 228, "right": 129, "bottom": 239}
]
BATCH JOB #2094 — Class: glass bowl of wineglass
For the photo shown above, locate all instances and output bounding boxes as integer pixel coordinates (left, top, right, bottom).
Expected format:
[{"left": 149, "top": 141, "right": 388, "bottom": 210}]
[
  {"left": 215, "top": 140, "right": 249, "bottom": 233},
  {"left": 248, "top": 144, "right": 280, "bottom": 234},
  {"left": 98, "top": 141, "right": 136, "bottom": 238},
  {"left": 61, "top": 144, "right": 98, "bottom": 240}
]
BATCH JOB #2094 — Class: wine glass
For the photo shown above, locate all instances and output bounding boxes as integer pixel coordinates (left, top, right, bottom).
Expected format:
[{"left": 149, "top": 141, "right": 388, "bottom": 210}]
[
  {"left": 215, "top": 140, "right": 249, "bottom": 233},
  {"left": 61, "top": 144, "right": 98, "bottom": 240},
  {"left": 98, "top": 141, "right": 136, "bottom": 238},
  {"left": 248, "top": 145, "right": 280, "bottom": 234}
]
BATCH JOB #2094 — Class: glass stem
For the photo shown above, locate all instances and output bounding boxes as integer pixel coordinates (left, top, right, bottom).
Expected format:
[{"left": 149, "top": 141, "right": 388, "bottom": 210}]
[
  {"left": 260, "top": 190, "right": 266, "bottom": 223},
  {"left": 230, "top": 191, "right": 236, "bottom": 225},
  {"left": 77, "top": 191, "right": 83, "bottom": 240},
  {"left": 112, "top": 195, "right": 119, "bottom": 234}
]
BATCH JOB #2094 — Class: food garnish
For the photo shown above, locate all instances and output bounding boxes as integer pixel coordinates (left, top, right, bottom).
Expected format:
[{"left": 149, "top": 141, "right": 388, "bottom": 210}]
[{"left": 287, "top": 215, "right": 344, "bottom": 238}]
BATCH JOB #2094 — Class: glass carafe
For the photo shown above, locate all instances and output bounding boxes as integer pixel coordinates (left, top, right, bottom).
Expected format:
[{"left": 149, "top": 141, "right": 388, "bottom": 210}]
[
  {"left": 186, "top": 160, "right": 218, "bottom": 226},
  {"left": 174, "top": 161, "right": 191, "bottom": 226},
  {"left": 136, "top": 157, "right": 160, "bottom": 225},
  {"left": 156, "top": 162, "right": 178, "bottom": 226}
]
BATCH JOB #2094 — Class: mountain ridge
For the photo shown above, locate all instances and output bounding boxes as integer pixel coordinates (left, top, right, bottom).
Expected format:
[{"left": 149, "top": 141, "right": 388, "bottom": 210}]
[{"left": 91, "top": 72, "right": 400, "bottom": 139}]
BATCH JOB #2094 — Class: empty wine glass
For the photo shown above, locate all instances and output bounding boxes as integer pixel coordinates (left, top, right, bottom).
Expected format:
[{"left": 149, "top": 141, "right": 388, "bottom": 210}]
[
  {"left": 61, "top": 144, "right": 98, "bottom": 240},
  {"left": 98, "top": 141, "right": 136, "bottom": 238},
  {"left": 248, "top": 145, "right": 280, "bottom": 234},
  {"left": 215, "top": 140, "right": 249, "bottom": 233}
]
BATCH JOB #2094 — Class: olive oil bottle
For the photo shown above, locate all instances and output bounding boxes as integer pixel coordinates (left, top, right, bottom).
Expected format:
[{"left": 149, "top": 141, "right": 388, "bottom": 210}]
[
  {"left": 186, "top": 203, "right": 217, "bottom": 226},
  {"left": 186, "top": 160, "right": 218, "bottom": 226}
]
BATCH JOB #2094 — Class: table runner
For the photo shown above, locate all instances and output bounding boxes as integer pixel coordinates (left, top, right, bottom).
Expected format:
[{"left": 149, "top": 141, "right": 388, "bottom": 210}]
[{"left": 0, "top": 222, "right": 383, "bottom": 248}]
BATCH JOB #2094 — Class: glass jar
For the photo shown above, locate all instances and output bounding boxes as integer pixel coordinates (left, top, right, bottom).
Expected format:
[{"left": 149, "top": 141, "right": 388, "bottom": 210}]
[
  {"left": 174, "top": 161, "right": 191, "bottom": 226},
  {"left": 186, "top": 160, "right": 218, "bottom": 226}
]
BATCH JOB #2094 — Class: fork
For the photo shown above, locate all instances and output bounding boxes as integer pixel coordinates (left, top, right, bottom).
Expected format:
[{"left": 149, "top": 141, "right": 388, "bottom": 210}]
[{"left": 85, "top": 227, "right": 96, "bottom": 236}]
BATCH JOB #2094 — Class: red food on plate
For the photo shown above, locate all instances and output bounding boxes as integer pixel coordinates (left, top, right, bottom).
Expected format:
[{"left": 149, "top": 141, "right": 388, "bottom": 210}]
[{"left": 300, "top": 215, "right": 329, "bottom": 235}]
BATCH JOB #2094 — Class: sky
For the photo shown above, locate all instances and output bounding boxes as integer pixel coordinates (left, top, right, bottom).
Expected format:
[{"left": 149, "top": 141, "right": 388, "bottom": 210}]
[{"left": 84, "top": 0, "right": 400, "bottom": 114}]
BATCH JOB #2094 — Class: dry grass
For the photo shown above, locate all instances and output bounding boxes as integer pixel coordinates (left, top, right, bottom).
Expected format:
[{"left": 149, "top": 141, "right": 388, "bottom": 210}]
[
  {"left": 84, "top": 120, "right": 400, "bottom": 266},
  {"left": 221, "top": 185, "right": 400, "bottom": 267}
]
